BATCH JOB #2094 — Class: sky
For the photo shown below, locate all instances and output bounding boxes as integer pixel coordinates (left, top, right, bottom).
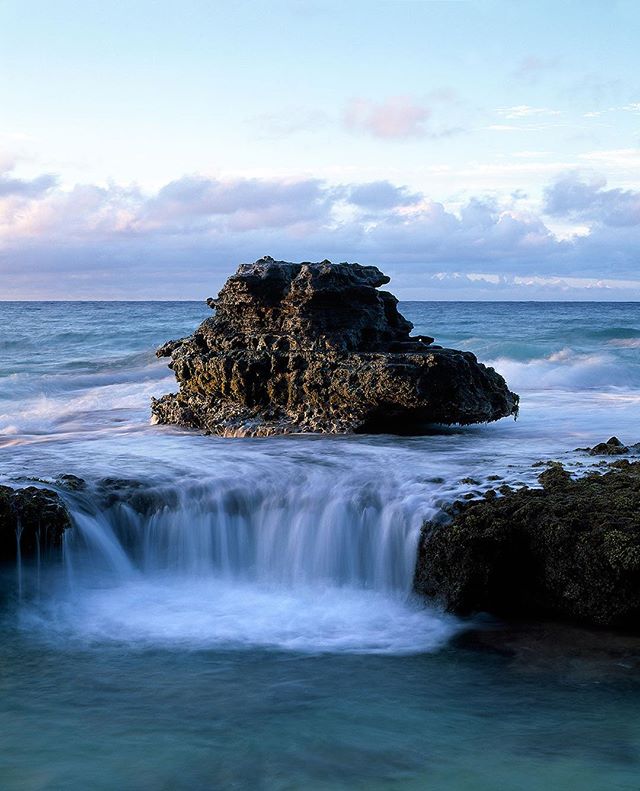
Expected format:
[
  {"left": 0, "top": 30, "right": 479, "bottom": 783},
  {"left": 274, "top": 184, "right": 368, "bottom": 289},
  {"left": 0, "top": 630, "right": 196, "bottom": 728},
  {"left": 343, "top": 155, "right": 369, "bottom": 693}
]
[{"left": 0, "top": 0, "right": 639, "bottom": 300}]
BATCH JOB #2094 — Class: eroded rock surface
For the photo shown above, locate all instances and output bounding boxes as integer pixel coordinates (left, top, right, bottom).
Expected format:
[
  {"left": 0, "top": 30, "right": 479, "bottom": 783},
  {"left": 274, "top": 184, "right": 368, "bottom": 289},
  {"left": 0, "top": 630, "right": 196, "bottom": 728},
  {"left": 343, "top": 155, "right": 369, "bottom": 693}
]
[
  {"left": 415, "top": 460, "right": 640, "bottom": 628},
  {"left": 152, "top": 257, "right": 519, "bottom": 436},
  {"left": 0, "top": 484, "right": 72, "bottom": 562}
]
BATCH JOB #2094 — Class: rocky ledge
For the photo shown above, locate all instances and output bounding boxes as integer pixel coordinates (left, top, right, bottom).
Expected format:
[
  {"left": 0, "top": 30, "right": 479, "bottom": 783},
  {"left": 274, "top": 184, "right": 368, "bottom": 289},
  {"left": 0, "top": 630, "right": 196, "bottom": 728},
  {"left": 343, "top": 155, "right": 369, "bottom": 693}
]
[
  {"left": 415, "top": 458, "right": 640, "bottom": 629},
  {"left": 0, "top": 484, "right": 72, "bottom": 563},
  {"left": 151, "top": 257, "right": 519, "bottom": 436}
]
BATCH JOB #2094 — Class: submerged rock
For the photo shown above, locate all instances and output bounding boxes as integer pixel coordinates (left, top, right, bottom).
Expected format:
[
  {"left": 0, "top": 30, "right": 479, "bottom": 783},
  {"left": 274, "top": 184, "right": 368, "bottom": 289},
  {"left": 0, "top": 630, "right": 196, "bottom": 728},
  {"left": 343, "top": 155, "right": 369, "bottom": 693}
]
[
  {"left": 415, "top": 461, "right": 640, "bottom": 629},
  {"left": 0, "top": 484, "right": 72, "bottom": 562},
  {"left": 152, "top": 257, "right": 519, "bottom": 436}
]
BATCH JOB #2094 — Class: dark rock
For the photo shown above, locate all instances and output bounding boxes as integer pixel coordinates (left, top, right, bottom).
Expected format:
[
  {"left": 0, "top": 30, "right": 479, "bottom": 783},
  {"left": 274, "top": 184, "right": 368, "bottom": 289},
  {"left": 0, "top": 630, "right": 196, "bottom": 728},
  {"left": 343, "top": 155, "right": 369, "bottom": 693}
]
[
  {"left": 95, "top": 477, "right": 179, "bottom": 514},
  {"left": 56, "top": 474, "right": 86, "bottom": 491},
  {"left": 0, "top": 484, "right": 72, "bottom": 562},
  {"left": 415, "top": 461, "right": 640, "bottom": 628},
  {"left": 151, "top": 257, "right": 519, "bottom": 436},
  {"left": 577, "top": 436, "right": 630, "bottom": 455}
]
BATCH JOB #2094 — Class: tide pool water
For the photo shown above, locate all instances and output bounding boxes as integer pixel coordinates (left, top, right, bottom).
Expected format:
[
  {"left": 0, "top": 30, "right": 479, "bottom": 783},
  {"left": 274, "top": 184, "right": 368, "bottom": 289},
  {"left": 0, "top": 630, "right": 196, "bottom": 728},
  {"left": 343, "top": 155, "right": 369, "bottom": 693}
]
[{"left": 1, "top": 300, "right": 639, "bottom": 789}]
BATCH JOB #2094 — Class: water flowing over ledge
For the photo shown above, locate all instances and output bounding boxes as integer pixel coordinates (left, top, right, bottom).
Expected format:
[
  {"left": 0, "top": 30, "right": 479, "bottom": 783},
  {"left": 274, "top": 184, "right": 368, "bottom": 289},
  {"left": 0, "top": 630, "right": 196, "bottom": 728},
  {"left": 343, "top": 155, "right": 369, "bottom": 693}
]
[{"left": 14, "top": 453, "right": 463, "bottom": 654}]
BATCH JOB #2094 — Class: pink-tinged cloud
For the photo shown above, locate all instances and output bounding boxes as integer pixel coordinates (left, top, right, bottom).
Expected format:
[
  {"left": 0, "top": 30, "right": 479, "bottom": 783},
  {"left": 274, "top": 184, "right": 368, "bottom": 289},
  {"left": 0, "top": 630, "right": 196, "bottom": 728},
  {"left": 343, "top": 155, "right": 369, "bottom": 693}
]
[
  {"left": 344, "top": 96, "right": 432, "bottom": 140},
  {"left": 1, "top": 163, "right": 640, "bottom": 299}
]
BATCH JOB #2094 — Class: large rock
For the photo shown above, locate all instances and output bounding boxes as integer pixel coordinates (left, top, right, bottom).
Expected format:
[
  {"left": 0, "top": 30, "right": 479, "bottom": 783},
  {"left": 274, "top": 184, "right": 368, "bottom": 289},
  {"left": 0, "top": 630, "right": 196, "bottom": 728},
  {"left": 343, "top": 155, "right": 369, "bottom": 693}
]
[
  {"left": 0, "top": 484, "right": 72, "bottom": 562},
  {"left": 151, "top": 257, "right": 519, "bottom": 436},
  {"left": 414, "top": 461, "right": 640, "bottom": 628}
]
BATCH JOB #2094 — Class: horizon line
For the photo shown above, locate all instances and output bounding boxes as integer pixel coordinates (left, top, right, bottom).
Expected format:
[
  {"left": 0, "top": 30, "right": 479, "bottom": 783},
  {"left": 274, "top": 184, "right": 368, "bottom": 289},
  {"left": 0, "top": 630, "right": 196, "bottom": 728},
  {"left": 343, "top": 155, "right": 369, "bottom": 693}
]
[{"left": 1, "top": 298, "right": 639, "bottom": 304}]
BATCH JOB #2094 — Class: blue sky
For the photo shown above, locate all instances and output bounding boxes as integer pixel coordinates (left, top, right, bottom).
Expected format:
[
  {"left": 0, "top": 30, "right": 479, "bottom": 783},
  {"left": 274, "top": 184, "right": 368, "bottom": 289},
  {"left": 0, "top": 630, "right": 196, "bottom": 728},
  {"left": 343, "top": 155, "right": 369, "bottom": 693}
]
[{"left": 1, "top": 0, "right": 639, "bottom": 299}]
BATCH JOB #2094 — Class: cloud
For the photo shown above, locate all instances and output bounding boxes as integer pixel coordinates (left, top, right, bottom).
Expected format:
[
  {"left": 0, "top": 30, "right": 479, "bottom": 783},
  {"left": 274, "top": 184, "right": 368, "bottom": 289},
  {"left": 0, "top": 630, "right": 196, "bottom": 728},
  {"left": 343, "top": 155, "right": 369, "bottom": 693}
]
[
  {"left": 0, "top": 172, "right": 57, "bottom": 198},
  {"left": 496, "top": 105, "right": 561, "bottom": 119},
  {"left": 142, "top": 176, "right": 332, "bottom": 232},
  {"left": 1, "top": 164, "right": 640, "bottom": 299},
  {"left": 343, "top": 96, "right": 462, "bottom": 140},
  {"left": 578, "top": 148, "right": 640, "bottom": 169},
  {"left": 544, "top": 173, "right": 640, "bottom": 227},
  {"left": 345, "top": 181, "right": 421, "bottom": 210},
  {"left": 344, "top": 96, "right": 430, "bottom": 139}
]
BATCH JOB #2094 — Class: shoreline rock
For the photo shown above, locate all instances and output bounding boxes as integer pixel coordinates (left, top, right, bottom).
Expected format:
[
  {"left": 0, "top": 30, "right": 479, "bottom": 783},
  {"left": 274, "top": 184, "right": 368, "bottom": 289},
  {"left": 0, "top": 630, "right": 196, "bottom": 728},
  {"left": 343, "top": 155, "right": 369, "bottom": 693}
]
[
  {"left": 151, "top": 257, "right": 519, "bottom": 436},
  {"left": 0, "top": 484, "right": 72, "bottom": 563},
  {"left": 415, "top": 454, "right": 640, "bottom": 629}
]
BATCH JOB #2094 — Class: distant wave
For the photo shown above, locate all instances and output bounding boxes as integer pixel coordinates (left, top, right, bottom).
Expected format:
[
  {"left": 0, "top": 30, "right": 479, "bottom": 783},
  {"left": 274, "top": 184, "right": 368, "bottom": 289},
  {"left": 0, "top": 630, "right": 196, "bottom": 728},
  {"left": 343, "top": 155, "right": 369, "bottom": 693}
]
[
  {"left": 581, "top": 326, "right": 640, "bottom": 341},
  {"left": 607, "top": 338, "right": 640, "bottom": 349}
]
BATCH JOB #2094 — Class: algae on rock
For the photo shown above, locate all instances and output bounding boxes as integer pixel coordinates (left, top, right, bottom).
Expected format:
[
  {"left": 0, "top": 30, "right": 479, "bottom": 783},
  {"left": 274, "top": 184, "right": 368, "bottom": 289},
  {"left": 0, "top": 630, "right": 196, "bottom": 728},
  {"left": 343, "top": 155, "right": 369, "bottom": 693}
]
[{"left": 415, "top": 460, "right": 640, "bottom": 628}]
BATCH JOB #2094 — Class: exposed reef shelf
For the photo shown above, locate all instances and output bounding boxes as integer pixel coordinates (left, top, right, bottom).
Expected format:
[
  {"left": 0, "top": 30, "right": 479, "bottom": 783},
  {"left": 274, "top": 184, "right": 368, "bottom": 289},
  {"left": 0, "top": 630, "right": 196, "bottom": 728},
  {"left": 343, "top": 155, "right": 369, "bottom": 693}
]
[{"left": 415, "top": 456, "right": 640, "bottom": 629}]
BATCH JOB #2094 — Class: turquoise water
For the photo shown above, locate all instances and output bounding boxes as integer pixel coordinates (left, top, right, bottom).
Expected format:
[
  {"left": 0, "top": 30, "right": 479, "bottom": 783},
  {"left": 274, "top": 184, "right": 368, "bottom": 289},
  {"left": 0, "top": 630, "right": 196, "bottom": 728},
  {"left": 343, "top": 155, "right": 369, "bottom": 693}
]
[
  {"left": 1, "top": 300, "right": 639, "bottom": 789},
  {"left": 2, "top": 631, "right": 640, "bottom": 790}
]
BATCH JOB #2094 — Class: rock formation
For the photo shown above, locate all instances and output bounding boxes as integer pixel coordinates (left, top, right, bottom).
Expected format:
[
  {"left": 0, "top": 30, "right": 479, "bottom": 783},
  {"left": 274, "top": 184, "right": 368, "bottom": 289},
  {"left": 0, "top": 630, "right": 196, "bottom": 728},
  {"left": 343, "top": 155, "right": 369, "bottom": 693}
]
[
  {"left": 414, "top": 459, "right": 640, "bottom": 628},
  {"left": 0, "top": 484, "right": 72, "bottom": 562},
  {"left": 151, "top": 257, "right": 519, "bottom": 436}
]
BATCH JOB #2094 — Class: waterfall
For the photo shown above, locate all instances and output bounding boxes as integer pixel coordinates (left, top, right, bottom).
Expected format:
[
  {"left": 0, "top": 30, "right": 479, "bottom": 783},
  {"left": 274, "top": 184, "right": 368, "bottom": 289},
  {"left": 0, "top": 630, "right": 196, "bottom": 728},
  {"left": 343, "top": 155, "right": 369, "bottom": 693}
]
[
  {"left": 62, "top": 473, "right": 427, "bottom": 593},
  {"left": 14, "top": 446, "right": 460, "bottom": 654}
]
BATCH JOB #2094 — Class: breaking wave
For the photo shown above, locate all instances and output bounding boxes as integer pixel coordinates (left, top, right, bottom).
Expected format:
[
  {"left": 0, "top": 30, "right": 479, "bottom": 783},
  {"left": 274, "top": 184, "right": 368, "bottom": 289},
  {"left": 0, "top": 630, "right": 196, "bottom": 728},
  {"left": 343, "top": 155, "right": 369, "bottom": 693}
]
[{"left": 487, "top": 348, "right": 639, "bottom": 391}]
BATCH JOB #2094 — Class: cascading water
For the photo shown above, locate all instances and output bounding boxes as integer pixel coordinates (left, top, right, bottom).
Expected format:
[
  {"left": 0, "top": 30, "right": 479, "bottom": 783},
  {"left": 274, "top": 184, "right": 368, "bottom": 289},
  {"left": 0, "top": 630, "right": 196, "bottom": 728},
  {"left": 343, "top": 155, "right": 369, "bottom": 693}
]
[
  {"left": 17, "top": 451, "right": 464, "bottom": 654},
  {"left": 66, "top": 475, "right": 422, "bottom": 589}
]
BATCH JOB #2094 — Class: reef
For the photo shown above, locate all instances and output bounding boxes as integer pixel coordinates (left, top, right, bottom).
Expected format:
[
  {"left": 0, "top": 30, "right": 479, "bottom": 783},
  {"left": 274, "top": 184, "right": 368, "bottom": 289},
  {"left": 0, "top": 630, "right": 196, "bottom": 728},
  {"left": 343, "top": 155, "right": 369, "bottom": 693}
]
[
  {"left": 415, "top": 458, "right": 640, "bottom": 629},
  {"left": 151, "top": 257, "right": 519, "bottom": 436},
  {"left": 0, "top": 484, "right": 72, "bottom": 562}
]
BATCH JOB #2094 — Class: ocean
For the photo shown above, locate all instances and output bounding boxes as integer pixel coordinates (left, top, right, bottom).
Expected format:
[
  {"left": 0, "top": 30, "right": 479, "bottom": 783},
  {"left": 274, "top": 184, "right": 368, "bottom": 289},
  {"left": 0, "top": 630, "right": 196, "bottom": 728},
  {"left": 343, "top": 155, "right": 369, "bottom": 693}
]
[{"left": 1, "top": 300, "right": 639, "bottom": 789}]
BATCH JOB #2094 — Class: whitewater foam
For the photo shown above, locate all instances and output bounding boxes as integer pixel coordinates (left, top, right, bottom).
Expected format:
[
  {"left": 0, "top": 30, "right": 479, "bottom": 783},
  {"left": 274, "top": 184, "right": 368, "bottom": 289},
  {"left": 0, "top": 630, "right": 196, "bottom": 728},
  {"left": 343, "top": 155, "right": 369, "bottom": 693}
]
[
  {"left": 20, "top": 576, "right": 457, "bottom": 654},
  {"left": 487, "top": 348, "right": 637, "bottom": 390}
]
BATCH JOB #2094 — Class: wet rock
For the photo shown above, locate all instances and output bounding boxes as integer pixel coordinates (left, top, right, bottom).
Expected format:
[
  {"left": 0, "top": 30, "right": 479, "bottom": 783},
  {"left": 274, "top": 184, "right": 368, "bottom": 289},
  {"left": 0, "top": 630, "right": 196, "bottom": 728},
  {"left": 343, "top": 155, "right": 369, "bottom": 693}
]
[
  {"left": 577, "top": 436, "right": 630, "bottom": 455},
  {"left": 0, "top": 484, "right": 72, "bottom": 562},
  {"left": 415, "top": 461, "right": 640, "bottom": 629},
  {"left": 56, "top": 474, "right": 87, "bottom": 491},
  {"left": 151, "top": 257, "right": 519, "bottom": 436},
  {"left": 95, "top": 477, "right": 178, "bottom": 514}
]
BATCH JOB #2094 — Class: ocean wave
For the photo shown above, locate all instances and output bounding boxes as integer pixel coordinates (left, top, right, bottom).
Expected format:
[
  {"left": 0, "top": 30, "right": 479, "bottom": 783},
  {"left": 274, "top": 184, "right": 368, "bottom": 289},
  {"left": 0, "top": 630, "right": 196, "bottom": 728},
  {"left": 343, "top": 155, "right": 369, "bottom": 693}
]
[
  {"left": 487, "top": 347, "right": 639, "bottom": 391},
  {"left": 607, "top": 338, "right": 640, "bottom": 349},
  {"left": 581, "top": 326, "right": 640, "bottom": 341},
  {"left": 0, "top": 376, "right": 175, "bottom": 436},
  {"left": 0, "top": 358, "right": 170, "bottom": 399}
]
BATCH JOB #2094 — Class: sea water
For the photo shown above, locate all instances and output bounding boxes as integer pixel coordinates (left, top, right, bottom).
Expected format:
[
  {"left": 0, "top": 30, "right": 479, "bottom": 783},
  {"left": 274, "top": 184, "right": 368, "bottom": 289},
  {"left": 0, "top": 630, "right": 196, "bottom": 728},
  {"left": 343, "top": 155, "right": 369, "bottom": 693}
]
[{"left": 1, "top": 300, "right": 639, "bottom": 789}]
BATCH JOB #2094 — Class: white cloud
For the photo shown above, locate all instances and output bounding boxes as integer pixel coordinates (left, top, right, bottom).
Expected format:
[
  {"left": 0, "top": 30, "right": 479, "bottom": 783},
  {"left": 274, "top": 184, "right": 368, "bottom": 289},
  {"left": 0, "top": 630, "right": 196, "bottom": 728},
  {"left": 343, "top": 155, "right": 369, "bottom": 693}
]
[
  {"left": 579, "top": 148, "right": 640, "bottom": 169},
  {"left": 497, "top": 105, "right": 561, "bottom": 119},
  {"left": 2, "top": 165, "right": 640, "bottom": 298}
]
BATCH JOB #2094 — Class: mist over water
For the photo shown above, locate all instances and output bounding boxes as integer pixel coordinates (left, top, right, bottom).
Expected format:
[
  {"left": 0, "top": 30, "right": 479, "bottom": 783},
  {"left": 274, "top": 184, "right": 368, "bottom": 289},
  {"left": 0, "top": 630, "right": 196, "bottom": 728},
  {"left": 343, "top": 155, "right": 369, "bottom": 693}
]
[{"left": 1, "top": 300, "right": 640, "bottom": 789}]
